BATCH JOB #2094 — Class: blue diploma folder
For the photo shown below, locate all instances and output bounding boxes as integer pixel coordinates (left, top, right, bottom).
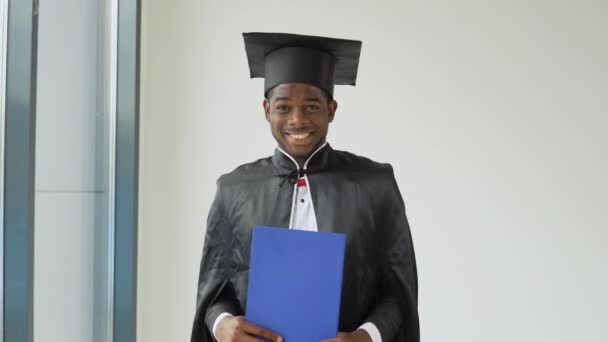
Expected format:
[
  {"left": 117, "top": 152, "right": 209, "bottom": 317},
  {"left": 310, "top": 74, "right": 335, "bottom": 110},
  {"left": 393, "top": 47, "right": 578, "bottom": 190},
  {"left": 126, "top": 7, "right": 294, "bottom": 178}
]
[{"left": 245, "top": 226, "right": 346, "bottom": 342}]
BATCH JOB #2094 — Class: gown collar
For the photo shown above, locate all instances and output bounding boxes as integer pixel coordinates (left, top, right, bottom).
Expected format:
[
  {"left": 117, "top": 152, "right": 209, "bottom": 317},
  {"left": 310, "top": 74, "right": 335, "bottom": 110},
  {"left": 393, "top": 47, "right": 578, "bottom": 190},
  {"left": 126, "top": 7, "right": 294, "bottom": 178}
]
[{"left": 272, "top": 141, "right": 332, "bottom": 177}]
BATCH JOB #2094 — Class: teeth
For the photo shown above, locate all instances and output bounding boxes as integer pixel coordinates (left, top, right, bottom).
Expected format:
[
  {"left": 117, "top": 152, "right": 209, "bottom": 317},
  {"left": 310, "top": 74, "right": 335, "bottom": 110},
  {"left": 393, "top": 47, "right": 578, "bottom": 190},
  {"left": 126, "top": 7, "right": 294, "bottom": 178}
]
[{"left": 290, "top": 133, "right": 310, "bottom": 139}]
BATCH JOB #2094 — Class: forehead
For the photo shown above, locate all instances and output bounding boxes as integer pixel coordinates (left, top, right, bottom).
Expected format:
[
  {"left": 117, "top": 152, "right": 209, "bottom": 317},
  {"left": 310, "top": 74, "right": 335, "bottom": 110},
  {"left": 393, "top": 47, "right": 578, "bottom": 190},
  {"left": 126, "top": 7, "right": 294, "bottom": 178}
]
[{"left": 268, "top": 83, "right": 326, "bottom": 100}]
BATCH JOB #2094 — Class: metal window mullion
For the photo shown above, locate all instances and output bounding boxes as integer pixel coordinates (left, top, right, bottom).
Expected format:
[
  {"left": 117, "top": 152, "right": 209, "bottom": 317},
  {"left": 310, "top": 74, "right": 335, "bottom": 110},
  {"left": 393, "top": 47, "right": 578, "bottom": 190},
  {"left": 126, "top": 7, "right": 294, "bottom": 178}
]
[
  {"left": 113, "top": 0, "right": 140, "bottom": 341},
  {"left": 0, "top": 0, "right": 9, "bottom": 337},
  {"left": 3, "top": 1, "right": 38, "bottom": 342},
  {"left": 105, "top": 0, "right": 118, "bottom": 341}
]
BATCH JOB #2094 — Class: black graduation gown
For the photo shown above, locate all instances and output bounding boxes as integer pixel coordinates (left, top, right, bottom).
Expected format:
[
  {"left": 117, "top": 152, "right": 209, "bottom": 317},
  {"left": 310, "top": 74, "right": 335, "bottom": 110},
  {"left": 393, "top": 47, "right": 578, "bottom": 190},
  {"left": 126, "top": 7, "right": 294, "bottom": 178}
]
[{"left": 191, "top": 144, "right": 419, "bottom": 342}]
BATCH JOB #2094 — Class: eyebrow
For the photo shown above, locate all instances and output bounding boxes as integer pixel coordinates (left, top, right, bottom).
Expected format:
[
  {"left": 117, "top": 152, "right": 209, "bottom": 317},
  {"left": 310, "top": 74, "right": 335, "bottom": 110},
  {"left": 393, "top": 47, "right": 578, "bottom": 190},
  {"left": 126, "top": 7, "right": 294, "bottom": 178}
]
[{"left": 272, "top": 97, "right": 322, "bottom": 103}]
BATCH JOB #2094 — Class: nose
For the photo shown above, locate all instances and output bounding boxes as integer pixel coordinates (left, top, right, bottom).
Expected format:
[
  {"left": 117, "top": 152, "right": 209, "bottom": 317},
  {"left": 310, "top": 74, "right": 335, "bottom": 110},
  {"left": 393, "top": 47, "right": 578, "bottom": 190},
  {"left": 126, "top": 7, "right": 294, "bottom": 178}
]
[{"left": 288, "top": 107, "right": 306, "bottom": 126}]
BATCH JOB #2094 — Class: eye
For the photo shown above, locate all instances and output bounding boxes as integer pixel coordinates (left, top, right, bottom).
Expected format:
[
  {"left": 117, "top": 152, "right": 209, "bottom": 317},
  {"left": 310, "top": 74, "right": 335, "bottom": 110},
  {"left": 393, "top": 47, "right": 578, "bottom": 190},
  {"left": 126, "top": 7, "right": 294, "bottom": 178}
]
[
  {"left": 275, "top": 105, "right": 290, "bottom": 112},
  {"left": 305, "top": 105, "right": 320, "bottom": 111}
]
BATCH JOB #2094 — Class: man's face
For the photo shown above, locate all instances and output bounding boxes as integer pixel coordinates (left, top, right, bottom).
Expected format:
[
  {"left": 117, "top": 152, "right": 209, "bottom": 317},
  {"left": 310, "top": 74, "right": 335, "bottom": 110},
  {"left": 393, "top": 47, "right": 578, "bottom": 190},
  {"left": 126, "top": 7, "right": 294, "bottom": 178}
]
[{"left": 264, "top": 83, "right": 337, "bottom": 166}]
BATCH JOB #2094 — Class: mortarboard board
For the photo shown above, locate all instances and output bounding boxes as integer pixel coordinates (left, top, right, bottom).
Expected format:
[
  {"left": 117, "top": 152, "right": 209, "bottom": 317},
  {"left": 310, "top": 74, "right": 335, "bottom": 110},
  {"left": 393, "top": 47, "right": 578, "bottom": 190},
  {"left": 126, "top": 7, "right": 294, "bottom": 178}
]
[{"left": 243, "top": 32, "right": 362, "bottom": 98}]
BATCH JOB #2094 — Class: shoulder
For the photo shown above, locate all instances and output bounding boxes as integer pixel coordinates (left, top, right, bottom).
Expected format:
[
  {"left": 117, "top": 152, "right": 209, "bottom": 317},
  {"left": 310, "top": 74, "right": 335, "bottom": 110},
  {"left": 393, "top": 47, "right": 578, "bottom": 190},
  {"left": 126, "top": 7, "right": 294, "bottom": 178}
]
[
  {"left": 330, "top": 148, "right": 396, "bottom": 177},
  {"left": 328, "top": 148, "right": 402, "bottom": 200},
  {"left": 215, "top": 155, "right": 275, "bottom": 189},
  {"left": 331, "top": 149, "right": 407, "bottom": 208}
]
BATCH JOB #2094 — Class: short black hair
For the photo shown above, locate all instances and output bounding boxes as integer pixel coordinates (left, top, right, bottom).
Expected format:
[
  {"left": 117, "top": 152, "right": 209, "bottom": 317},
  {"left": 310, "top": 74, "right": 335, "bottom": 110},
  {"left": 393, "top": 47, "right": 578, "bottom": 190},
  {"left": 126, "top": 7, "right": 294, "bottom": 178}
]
[{"left": 265, "top": 85, "right": 333, "bottom": 103}]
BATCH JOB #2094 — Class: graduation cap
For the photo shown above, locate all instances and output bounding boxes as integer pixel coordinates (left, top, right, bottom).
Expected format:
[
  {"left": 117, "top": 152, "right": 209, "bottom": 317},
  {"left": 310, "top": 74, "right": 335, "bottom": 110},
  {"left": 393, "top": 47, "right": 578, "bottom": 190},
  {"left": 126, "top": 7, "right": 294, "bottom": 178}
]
[{"left": 243, "top": 32, "right": 362, "bottom": 98}]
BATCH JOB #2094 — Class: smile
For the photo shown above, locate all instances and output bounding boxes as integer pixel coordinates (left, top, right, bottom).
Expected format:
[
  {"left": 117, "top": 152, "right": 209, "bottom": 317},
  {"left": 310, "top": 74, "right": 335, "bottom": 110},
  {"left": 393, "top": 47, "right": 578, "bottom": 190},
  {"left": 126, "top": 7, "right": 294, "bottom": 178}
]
[{"left": 286, "top": 132, "right": 313, "bottom": 140}]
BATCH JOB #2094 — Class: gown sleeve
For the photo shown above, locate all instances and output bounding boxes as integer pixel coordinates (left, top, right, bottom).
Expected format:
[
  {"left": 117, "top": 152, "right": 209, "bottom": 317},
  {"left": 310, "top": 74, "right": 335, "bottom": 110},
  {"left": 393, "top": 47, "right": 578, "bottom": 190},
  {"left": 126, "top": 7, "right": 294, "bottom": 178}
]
[
  {"left": 191, "top": 177, "right": 243, "bottom": 342},
  {"left": 364, "top": 165, "right": 420, "bottom": 342}
]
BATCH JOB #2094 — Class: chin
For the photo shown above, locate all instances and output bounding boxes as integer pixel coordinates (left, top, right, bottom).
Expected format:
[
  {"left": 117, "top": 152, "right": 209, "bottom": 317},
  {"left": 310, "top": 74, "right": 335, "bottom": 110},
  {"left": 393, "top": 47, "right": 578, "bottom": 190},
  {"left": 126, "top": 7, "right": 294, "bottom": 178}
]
[
  {"left": 286, "top": 145, "right": 314, "bottom": 159},
  {"left": 289, "top": 147, "right": 312, "bottom": 157}
]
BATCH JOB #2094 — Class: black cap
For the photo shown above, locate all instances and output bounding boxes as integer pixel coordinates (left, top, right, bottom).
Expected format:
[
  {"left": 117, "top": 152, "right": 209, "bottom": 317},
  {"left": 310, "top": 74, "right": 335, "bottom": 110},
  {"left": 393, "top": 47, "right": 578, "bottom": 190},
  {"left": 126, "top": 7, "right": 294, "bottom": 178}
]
[{"left": 243, "top": 32, "right": 362, "bottom": 98}]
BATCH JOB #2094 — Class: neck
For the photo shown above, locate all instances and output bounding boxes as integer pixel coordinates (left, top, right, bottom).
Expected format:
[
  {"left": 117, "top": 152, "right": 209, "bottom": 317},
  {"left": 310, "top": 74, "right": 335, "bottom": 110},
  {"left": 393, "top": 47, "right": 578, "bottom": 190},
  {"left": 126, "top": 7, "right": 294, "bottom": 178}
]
[
  {"left": 278, "top": 141, "right": 328, "bottom": 170},
  {"left": 294, "top": 158, "right": 306, "bottom": 169}
]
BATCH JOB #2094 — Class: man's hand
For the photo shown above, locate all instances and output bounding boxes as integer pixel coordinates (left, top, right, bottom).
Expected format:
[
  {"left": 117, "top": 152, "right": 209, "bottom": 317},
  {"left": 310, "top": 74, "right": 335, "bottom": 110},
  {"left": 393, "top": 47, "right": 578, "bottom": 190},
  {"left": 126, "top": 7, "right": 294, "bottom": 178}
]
[
  {"left": 215, "top": 315, "right": 283, "bottom": 342},
  {"left": 320, "top": 329, "right": 372, "bottom": 342}
]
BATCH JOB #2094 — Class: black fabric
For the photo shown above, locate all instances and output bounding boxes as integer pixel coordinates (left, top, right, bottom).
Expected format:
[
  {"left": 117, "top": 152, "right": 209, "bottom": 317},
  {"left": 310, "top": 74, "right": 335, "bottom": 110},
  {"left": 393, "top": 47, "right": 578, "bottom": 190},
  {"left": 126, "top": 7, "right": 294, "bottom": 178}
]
[
  {"left": 190, "top": 144, "right": 419, "bottom": 342},
  {"left": 243, "top": 32, "right": 362, "bottom": 97},
  {"left": 204, "top": 281, "right": 243, "bottom": 335},
  {"left": 265, "top": 47, "right": 336, "bottom": 98}
]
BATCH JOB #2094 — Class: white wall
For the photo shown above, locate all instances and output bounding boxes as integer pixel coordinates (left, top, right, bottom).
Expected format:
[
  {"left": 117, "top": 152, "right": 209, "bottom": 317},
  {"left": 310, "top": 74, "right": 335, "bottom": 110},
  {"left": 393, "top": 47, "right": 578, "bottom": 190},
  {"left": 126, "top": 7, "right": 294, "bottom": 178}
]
[{"left": 139, "top": 1, "right": 608, "bottom": 341}]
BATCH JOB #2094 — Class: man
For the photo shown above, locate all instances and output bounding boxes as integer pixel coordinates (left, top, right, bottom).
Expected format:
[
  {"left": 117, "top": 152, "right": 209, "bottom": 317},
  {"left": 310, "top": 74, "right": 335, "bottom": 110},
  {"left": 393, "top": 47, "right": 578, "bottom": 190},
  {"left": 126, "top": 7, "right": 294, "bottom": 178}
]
[{"left": 191, "top": 32, "right": 419, "bottom": 342}]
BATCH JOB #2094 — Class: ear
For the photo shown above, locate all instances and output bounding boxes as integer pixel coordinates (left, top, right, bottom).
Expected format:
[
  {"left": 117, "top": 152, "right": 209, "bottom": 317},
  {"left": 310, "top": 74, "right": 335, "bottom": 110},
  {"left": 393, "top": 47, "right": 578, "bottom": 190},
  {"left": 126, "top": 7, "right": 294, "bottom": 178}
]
[
  {"left": 263, "top": 98, "right": 270, "bottom": 122},
  {"left": 327, "top": 99, "right": 338, "bottom": 123}
]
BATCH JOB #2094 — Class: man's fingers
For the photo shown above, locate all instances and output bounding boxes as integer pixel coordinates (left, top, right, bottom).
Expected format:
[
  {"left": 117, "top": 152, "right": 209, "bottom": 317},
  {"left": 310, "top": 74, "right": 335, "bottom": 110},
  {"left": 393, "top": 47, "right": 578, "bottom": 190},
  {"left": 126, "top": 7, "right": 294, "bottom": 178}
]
[
  {"left": 240, "top": 320, "right": 283, "bottom": 342},
  {"left": 237, "top": 334, "right": 263, "bottom": 342}
]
